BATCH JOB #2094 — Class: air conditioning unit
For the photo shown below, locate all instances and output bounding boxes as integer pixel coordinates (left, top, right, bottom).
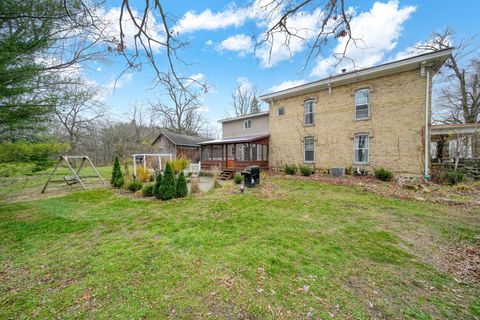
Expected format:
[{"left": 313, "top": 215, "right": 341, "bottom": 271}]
[{"left": 330, "top": 167, "right": 345, "bottom": 177}]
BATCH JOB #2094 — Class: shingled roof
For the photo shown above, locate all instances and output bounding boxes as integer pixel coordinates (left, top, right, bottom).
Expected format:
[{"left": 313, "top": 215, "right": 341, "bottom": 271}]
[{"left": 152, "top": 130, "right": 209, "bottom": 147}]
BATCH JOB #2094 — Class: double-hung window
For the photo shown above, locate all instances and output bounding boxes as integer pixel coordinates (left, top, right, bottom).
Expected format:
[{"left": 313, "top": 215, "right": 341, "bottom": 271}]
[
  {"left": 304, "top": 100, "right": 315, "bottom": 125},
  {"left": 354, "top": 134, "right": 369, "bottom": 163},
  {"left": 244, "top": 119, "right": 252, "bottom": 129},
  {"left": 355, "top": 89, "right": 370, "bottom": 120},
  {"left": 304, "top": 137, "right": 315, "bottom": 162}
]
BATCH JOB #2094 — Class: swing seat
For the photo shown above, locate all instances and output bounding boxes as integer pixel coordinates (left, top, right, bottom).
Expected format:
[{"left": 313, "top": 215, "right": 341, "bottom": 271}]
[{"left": 64, "top": 176, "right": 79, "bottom": 185}]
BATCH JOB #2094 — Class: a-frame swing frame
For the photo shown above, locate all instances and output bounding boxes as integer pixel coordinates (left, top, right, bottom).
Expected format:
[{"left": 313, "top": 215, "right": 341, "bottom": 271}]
[{"left": 41, "top": 156, "right": 106, "bottom": 193}]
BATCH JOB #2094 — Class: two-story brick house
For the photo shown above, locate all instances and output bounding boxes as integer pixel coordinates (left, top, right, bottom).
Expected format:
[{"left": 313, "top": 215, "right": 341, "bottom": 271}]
[{"left": 260, "top": 48, "right": 452, "bottom": 178}]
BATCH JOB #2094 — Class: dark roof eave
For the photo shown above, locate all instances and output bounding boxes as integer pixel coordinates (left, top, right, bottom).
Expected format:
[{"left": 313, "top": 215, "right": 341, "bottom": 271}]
[{"left": 199, "top": 134, "right": 270, "bottom": 145}]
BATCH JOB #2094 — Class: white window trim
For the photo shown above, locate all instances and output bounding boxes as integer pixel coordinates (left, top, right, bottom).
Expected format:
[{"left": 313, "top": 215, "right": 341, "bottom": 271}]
[
  {"left": 354, "top": 133, "right": 369, "bottom": 164},
  {"left": 303, "top": 100, "right": 315, "bottom": 126},
  {"left": 354, "top": 88, "right": 370, "bottom": 120},
  {"left": 304, "top": 136, "right": 315, "bottom": 163},
  {"left": 244, "top": 119, "right": 252, "bottom": 130},
  {"left": 277, "top": 106, "right": 285, "bottom": 116}
]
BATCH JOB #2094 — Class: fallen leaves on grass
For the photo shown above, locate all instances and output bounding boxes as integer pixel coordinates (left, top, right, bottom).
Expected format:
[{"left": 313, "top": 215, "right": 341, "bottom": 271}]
[{"left": 446, "top": 243, "right": 480, "bottom": 283}]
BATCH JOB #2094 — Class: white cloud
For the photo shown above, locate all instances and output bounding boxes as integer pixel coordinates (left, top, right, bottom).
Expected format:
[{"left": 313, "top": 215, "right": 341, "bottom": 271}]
[
  {"left": 205, "top": 39, "right": 214, "bottom": 46},
  {"left": 105, "top": 73, "right": 134, "bottom": 92},
  {"left": 310, "top": 0, "right": 416, "bottom": 78},
  {"left": 189, "top": 73, "right": 206, "bottom": 83},
  {"left": 256, "top": 8, "right": 325, "bottom": 68},
  {"left": 197, "top": 105, "right": 210, "bottom": 112},
  {"left": 218, "top": 34, "right": 253, "bottom": 56},
  {"left": 98, "top": 7, "right": 166, "bottom": 53},
  {"left": 174, "top": 5, "right": 250, "bottom": 34},
  {"left": 389, "top": 34, "right": 452, "bottom": 61},
  {"left": 96, "top": 67, "right": 102, "bottom": 72},
  {"left": 236, "top": 76, "right": 254, "bottom": 92},
  {"left": 268, "top": 80, "right": 307, "bottom": 93}
]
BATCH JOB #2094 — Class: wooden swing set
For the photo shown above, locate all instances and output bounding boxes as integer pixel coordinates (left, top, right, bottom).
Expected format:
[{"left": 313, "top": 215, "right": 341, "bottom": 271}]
[{"left": 41, "top": 156, "right": 106, "bottom": 193}]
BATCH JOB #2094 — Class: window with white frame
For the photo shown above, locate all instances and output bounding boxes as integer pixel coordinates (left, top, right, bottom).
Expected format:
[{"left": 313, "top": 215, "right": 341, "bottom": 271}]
[
  {"left": 244, "top": 119, "right": 252, "bottom": 129},
  {"left": 355, "top": 89, "right": 370, "bottom": 120},
  {"left": 304, "top": 100, "right": 315, "bottom": 125},
  {"left": 277, "top": 106, "right": 285, "bottom": 116},
  {"left": 354, "top": 134, "right": 369, "bottom": 163},
  {"left": 304, "top": 136, "right": 315, "bottom": 162}
]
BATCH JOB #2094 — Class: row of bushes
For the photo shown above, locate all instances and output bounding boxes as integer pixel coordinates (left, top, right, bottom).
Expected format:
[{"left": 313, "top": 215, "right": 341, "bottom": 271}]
[
  {"left": 111, "top": 156, "right": 188, "bottom": 200},
  {"left": 283, "top": 164, "right": 314, "bottom": 176},
  {"left": 283, "top": 163, "right": 394, "bottom": 181}
]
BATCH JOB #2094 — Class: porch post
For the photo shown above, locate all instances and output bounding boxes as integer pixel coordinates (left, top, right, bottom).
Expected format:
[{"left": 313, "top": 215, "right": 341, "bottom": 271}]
[
  {"left": 224, "top": 144, "right": 227, "bottom": 167},
  {"left": 210, "top": 145, "right": 213, "bottom": 161},
  {"left": 133, "top": 155, "right": 137, "bottom": 178}
]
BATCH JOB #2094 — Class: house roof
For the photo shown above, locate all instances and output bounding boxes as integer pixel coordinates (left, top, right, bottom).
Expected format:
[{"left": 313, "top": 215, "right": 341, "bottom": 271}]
[
  {"left": 218, "top": 111, "right": 269, "bottom": 123},
  {"left": 199, "top": 134, "right": 270, "bottom": 145},
  {"left": 260, "top": 48, "right": 453, "bottom": 101},
  {"left": 152, "top": 131, "right": 209, "bottom": 147}
]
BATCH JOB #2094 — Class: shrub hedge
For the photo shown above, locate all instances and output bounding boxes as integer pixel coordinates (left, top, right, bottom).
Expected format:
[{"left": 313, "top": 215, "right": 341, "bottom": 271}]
[
  {"left": 127, "top": 180, "right": 143, "bottom": 192},
  {"left": 284, "top": 164, "right": 297, "bottom": 175},
  {"left": 374, "top": 168, "right": 394, "bottom": 182},
  {"left": 299, "top": 165, "right": 313, "bottom": 176}
]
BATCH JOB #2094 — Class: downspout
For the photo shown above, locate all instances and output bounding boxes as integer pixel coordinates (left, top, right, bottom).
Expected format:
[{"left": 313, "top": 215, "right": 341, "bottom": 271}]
[{"left": 424, "top": 67, "right": 431, "bottom": 181}]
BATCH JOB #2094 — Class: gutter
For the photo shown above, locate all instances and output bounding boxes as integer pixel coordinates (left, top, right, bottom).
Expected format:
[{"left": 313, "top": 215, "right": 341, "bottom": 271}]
[{"left": 424, "top": 66, "right": 431, "bottom": 180}]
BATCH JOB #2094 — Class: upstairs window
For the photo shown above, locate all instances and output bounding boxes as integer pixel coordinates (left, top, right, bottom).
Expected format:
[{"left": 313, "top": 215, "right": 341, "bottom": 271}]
[
  {"left": 304, "top": 136, "right": 315, "bottom": 162},
  {"left": 244, "top": 119, "right": 252, "bottom": 129},
  {"left": 304, "top": 100, "right": 315, "bottom": 125},
  {"left": 355, "top": 89, "right": 370, "bottom": 120},
  {"left": 277, "top": 106, "right": 285, "bottom": 116},
  {"left": 354, "top": 134, "right": 369, "bottom": 163}
]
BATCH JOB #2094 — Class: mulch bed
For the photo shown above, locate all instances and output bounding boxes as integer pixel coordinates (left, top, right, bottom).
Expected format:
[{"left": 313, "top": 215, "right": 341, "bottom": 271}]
[{"left": 269, "top": 172, "right": 480, "bottom": 208}]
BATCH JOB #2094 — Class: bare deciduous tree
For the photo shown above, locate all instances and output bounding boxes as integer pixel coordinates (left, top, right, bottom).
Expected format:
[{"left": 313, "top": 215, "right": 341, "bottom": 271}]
[
  {"left": 415, "top": 28, "right": 479, "bottom": 125},
  {"left": 413, "top": 28, "right": 479, "bottom": 156},
  {"left": 253, "top": 0, "right": 355, "bottom": 70},
  {"left": 150, "top": 74, "right": 209, "bottom": 136},
  {"left": 53, "top": 80, "right": 107, "bottom": 153},
  {"left": 115, "top": 1, "right": 356, "bottom": 84},
  {"left": 231, "top": 83, "right": 259, "bottom": 117}
]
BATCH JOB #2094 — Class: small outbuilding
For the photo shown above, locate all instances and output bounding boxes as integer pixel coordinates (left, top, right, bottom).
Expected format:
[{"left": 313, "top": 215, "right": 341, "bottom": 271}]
[{"left": 152, "top": 130, "right": 209, "bottom": 163}]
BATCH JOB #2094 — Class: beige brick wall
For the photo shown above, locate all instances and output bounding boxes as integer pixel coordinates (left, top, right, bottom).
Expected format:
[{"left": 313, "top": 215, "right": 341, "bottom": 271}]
[
  {"left": 222, "top": 114, "right": 269, "bottom": 138},
  {"left": 268, "top": 69, "right": 430, "bottom": 176}
]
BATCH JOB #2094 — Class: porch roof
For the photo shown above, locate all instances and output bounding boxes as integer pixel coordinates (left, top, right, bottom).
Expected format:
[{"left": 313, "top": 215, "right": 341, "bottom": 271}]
[
  {"left": 431, "top": 123, "right": 480, "bottom": 136},
  {"left": 199, "top": 134, "right": 270, "bottom": 145}
]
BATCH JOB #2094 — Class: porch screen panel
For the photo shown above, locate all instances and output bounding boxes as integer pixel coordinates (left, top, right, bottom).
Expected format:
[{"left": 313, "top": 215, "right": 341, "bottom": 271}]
[
  {"left": 252, "top": 144, "right": 257, "bottom": 161},
  {"left": 212, "top": 145, "right": 223, "bottom": 160},
  {"left": 201, "top": 147, "right": 210, "bottom": 160}
]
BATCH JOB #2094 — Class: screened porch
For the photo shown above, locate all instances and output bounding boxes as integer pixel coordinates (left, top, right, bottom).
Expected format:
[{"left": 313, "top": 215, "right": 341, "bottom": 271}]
[{"left": 199, "top": 134, "right": 269, "bottom": 171}]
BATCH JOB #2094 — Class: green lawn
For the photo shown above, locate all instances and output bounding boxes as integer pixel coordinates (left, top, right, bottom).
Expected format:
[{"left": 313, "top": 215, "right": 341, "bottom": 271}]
[{"left": 0, "top": 170, "right": 479, "bottom": 319}]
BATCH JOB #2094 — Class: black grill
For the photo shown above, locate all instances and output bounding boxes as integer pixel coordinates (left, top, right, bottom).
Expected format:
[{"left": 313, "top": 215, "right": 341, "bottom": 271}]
[{"left": 241, "top": 165, "right": 260, "bottom": 187}]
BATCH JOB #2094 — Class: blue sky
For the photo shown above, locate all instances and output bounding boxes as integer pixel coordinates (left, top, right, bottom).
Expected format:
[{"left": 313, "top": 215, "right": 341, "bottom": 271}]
[{"left": 85, "top": 0, "right": 480, "bottom": 130}]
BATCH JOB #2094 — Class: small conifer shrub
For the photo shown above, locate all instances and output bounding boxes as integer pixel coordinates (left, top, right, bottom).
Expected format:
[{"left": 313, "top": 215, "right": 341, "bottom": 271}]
[
  {"left": 159, "top": 162, "right": 176, "bottom": 200},
  {"left": 111, "top": 156, "right": 124, "bottom": 188},
  {"left": 176, "top": 171, "right": 188, "bottom": 198},
  {"left": 127, "top": 180, "right": 143, "bottom": 192},
  {"left": 154, "top": 172, "right": 163, "bottom": 199}
]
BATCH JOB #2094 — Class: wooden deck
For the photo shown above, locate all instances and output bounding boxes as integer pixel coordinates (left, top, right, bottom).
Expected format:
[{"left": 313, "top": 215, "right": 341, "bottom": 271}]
[{"left": 201, "top": 160, "right": 268, "bottom": 172}]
